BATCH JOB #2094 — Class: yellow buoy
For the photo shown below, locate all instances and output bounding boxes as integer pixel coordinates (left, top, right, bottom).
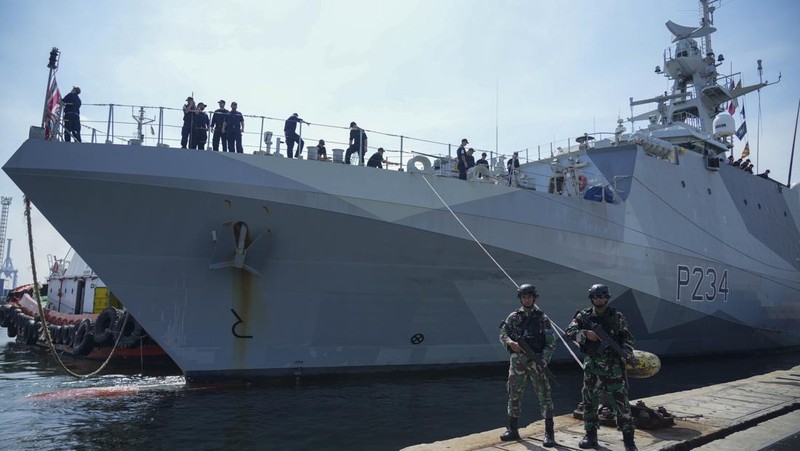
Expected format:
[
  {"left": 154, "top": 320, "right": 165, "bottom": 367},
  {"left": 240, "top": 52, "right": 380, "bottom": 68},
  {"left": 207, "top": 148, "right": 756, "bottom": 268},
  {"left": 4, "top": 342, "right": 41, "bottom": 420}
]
[{"left": 625, "top": 350, "right": 661, "bottom": 378}]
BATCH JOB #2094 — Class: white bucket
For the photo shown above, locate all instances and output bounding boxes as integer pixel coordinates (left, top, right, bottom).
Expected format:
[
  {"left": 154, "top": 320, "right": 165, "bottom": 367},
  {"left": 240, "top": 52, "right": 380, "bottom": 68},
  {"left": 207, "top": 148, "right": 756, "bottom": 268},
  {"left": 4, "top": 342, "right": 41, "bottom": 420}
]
[
  {"left": 332, "top": 148, "right": 344, "bottom": 163},
  {"left": 306, "top": 146, "right": 318, "bottom": 160}
]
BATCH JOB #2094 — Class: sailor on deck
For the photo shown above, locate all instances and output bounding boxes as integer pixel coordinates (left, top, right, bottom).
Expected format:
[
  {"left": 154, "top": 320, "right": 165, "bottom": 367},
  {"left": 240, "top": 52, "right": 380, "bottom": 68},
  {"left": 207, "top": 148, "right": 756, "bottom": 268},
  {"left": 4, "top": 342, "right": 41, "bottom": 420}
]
[
  {"left": 211, "top": 100, "right": 229, "bottom": 152},
  {"left": 62, "top": 87, "right": 82, "bottom": 142},
  {"left": 284, "top": 113, "right": 308, "bottom": 158}
]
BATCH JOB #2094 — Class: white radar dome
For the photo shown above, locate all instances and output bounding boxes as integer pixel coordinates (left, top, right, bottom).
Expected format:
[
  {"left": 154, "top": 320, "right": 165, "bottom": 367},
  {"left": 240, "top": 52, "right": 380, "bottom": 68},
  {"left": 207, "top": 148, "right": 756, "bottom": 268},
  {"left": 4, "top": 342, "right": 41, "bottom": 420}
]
[{"left": 713, "top": 113, "right": 735, "bottom": 138}]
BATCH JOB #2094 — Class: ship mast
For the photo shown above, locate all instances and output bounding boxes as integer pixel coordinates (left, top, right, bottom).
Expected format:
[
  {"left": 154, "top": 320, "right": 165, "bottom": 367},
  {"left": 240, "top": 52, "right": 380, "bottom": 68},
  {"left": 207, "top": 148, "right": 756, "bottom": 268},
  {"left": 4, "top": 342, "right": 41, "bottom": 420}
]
[{"left": 701, "top": 0, "right": 715, "bottom": 70}]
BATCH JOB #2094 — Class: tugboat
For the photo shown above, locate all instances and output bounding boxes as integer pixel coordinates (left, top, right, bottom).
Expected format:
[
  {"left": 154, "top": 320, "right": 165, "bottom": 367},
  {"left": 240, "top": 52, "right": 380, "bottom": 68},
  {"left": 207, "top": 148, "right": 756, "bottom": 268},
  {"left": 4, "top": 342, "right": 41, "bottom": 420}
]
[{"left": 0, "top": 251, "right": 173, "bottom": 366}]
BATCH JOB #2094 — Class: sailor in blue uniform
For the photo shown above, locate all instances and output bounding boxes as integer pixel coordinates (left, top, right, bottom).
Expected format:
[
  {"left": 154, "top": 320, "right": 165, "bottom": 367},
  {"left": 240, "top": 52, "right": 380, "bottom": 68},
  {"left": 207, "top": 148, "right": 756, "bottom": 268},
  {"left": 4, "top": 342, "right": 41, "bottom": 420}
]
[
  {"left": 284, "top": 113, "right": 308, "bottom": 158},
  {"left": 223, "top": 102, "right": 244, "bottom": 153},
  {"left": 62, "top": 86, "right": 82, "bottom": 142}
]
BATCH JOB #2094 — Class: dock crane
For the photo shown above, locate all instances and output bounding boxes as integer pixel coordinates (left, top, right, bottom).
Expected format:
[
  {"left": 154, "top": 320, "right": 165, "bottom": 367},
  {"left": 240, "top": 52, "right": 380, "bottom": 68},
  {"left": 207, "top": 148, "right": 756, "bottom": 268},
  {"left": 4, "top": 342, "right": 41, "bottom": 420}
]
[{"left": 0, "top": 197, "right": 18, "bottom": 296}]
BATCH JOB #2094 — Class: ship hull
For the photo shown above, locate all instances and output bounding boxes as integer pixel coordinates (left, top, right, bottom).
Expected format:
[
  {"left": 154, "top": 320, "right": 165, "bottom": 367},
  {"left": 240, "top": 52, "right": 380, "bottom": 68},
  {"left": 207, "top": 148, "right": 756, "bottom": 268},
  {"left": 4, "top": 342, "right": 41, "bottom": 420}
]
[{"left": 5, "top": 140, "right": 800, "bottom": 379}]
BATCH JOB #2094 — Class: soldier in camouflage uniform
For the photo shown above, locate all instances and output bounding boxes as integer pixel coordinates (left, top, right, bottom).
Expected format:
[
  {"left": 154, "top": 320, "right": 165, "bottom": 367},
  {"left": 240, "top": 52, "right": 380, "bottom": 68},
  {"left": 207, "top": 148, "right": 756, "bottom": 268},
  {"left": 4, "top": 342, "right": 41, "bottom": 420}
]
[
  {"left": 498, "top": 284, "right": 557, "bottom": 447},
  {"left": 565, "top": 284, "right": 638, "bottom": 451}
]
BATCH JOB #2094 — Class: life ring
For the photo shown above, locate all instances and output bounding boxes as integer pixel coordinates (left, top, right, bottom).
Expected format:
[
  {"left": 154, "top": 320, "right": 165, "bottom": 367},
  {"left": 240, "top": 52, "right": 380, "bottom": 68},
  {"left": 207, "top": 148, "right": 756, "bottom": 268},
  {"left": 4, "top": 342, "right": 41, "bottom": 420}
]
[
  {"left": 578, "top": 174, "right": 587, "bottom": 191},
  {"left": 93, "top": 307, "right": 121, "bottom": 346},
  {"left": 71, "top": 319, "right": 95, "bottom": 356},
  {"left": 406, "top": 156, "right": 432, "bottom": 174}
]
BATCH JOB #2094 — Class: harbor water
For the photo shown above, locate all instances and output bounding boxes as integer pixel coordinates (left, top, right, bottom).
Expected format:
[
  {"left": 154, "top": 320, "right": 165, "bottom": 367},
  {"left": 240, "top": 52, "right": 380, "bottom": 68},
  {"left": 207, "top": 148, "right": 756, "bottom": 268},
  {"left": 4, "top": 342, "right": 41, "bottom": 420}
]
[{"left": 2, "top": 334, "right": 799, "bottom": 450}]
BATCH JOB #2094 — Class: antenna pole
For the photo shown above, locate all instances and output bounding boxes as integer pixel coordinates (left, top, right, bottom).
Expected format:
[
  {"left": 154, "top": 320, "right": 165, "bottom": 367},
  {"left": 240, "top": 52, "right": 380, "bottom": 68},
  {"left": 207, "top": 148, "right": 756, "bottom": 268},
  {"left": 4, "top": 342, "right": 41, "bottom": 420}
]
[
  {"left": 495, "top": 77, "right": 499, "bottom": 155},
  {"left": 756, "top": 60, "right": 763, "bottom": 173},
  {"left": 788, "top": 97, "right": 800, "bottom": 187}
]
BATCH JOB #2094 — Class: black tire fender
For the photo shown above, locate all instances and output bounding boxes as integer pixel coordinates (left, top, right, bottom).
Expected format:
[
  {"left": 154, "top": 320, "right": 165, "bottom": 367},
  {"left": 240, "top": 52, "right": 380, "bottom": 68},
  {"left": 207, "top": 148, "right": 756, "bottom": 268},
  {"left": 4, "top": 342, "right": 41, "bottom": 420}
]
[
  {"left": 71, "top": 319, "right": 95, "bottom": 356},
  {"left": 0, "top": 304, "right": 10, "bottom": 327},
  {"left": 23, "top": 319, "right": 39, "bottom": 345},
  {"left": 115, "top": 312, "right": 147, "bottom": 348},
  {"left": 93, "top": 307, "right": 121, "bottom": 346}
]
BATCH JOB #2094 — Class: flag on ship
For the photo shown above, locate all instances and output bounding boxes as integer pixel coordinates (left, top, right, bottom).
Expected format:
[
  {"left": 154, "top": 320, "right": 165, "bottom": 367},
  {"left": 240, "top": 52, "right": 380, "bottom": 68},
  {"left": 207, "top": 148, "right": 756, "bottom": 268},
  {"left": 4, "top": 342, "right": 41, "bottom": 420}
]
[
  {"left": 727, "top": 79, "right": 741, "bottom": 115},
  {"left": 43, "top": 76, "right": 62, "bottom": 140},
  {"left": 735, "top": 121, "right": 747, "bottom": 140},
  {"left": 741, "top": 142, "right": 750, "bottom": 159},
  {"left": 740, "top": 105, "right": 746, "bottom": 120}
]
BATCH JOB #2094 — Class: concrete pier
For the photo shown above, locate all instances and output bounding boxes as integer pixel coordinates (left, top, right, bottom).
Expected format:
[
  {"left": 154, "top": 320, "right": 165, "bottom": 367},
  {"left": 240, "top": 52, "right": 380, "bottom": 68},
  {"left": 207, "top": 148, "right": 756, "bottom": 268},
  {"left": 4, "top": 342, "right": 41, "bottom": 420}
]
[{"left": 404, "top": 365, "right": 800, "bottom": 450}]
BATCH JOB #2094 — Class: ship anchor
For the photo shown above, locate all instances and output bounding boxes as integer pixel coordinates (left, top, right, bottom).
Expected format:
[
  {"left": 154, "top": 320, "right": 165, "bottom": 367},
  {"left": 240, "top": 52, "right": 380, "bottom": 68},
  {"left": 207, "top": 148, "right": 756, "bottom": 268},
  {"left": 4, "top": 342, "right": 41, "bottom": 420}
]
[{"left": 209, "top": 221, "right": 263, "bottom": 276}]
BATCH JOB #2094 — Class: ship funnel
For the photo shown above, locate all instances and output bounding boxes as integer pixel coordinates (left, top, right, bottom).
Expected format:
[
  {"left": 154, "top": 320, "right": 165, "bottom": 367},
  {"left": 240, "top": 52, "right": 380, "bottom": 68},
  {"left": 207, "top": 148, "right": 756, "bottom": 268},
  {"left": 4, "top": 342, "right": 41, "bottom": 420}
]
[{"left": 712, "top": 113, "right": 735, "bottom": 138}]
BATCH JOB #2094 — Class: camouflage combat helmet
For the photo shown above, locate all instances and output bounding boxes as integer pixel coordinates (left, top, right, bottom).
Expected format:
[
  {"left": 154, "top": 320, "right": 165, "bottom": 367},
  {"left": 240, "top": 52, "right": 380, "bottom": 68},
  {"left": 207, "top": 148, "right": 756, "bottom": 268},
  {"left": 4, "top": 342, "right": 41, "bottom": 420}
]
[
  {"left": 588, "top": 283, "right": 610, "bottom": 299},
  {"left": 517, "top": 284, "right": 538, "bottom": 298}
]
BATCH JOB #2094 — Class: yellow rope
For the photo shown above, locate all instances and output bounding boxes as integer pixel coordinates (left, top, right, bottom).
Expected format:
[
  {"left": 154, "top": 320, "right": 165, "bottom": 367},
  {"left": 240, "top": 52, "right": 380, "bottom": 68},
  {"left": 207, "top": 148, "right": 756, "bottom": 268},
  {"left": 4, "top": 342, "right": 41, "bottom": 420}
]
[{"left": 24, "top": 196, "right": 129, "bottom": 379}]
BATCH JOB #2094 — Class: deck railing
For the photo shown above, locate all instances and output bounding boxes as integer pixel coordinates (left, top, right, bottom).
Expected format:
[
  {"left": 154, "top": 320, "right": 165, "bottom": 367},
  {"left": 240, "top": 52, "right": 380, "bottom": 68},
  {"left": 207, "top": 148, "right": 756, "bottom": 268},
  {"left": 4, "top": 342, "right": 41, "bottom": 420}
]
[{"left": 50, "top": 103, "right": 617, "bottom": 173}]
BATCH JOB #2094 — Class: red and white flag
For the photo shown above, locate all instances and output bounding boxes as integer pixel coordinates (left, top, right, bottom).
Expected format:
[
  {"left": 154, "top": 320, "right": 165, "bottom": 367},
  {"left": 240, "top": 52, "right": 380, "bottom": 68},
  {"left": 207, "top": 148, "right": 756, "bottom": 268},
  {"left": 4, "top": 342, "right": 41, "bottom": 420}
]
[
  {"left": 727, "top": 79, "right": 742, "bottom": 115},
  {"left": 43, "top": 75, "right": 62, "bottom": 140}
]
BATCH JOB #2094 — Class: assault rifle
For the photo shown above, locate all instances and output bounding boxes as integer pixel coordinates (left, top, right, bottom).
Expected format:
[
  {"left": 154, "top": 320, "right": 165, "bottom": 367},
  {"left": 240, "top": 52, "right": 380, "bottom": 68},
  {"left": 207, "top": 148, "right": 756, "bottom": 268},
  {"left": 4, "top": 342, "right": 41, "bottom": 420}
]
[
  {"left": 513, "top": 334, "right": 559, "bottom": 386},
  {"left": 586, "top": 323, "right": 639, "bottom": 366}
]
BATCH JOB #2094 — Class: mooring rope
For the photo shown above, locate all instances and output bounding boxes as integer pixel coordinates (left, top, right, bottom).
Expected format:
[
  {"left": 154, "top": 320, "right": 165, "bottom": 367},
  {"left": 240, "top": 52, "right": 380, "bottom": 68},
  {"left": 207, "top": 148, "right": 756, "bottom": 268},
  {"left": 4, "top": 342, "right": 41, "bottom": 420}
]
[
  {"left": 24, "top": 196, "right": 129, "bottom": 379},
  {"left": 419, "top": 175, "right": 585, "bottom": 368}
]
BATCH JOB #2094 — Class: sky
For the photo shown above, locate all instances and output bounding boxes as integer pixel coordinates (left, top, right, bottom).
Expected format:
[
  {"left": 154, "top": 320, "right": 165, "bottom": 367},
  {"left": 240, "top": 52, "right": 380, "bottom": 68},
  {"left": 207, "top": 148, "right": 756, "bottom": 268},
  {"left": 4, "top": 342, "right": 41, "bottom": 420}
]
[{"left": 0, "top": 0, "right": 798, "bottom": 287}]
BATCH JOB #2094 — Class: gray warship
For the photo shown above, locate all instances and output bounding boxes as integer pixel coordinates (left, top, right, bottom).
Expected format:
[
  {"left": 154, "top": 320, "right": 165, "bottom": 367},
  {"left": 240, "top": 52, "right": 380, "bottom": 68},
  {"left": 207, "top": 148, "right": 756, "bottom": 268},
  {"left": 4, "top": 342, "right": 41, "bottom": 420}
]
[{"left": 4, "top": 0, "right": 799, "bottom": 380}]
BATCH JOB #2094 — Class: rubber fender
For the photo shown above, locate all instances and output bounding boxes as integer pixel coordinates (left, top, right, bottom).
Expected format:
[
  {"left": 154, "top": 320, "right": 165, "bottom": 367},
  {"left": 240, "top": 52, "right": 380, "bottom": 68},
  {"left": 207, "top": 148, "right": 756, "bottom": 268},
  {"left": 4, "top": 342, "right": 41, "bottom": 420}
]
[
  {"left": 23, "top": 319, "right": 39, "bottom": 345},
  {"left": 0, "top": 304, "right": 10, "bottom": 327},
  {"left": 62, "top": 324, "right": 76, "bottom": 347},
  {"left": 93, "top": 307, "right": 121, "bottom": 346},
  {"left": 47, "top": 324, "right": 57, "bottom": 344},
  {"left": 16, "top": 313, "right": 32, "bottom": 331},
  {"left": 53, "top": 325, "right": 64, "bottom": 345},
  {"left": 626, "top": 350, "right": 661, "bottom": 378},
  {"left": 71, "top": 319, "right": 95, "bottom": 356},
  {"left": 9, "top": 308, "right": 22, "bottom": 329},
  {"left": 115, "top": 312, "right": 147, "bottom": 348}
]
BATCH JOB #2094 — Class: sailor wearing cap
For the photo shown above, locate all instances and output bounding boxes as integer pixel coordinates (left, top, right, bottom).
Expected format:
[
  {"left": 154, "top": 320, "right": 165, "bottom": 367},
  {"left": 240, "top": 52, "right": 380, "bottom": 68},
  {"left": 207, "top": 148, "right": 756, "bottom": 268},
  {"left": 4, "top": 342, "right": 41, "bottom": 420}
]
[
  {"left": 181, "top": 96, "right": 197, "bottom": 148},
  {"left": 507, "top": 151, "right": 520, "bottom": 186},
  {"left": 284, "top": 112, "right": 309, "bottom": 158},
  {"left": 211, "top": 100, "right": 229, "bottom": 152},
  {"left": 223, "top": 101, "right": 244, "bottom": 153},
  {"left": 456, "top": 138, "right": 469, "bottom": 180},
  {"left": 190, "top": 102, "right": 210, "bottom": 150}
]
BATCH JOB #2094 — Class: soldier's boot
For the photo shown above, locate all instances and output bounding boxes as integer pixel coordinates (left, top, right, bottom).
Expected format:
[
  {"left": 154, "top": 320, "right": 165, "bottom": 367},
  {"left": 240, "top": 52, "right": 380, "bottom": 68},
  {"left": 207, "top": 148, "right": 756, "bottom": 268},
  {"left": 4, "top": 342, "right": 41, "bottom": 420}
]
[
  {"left": 542, "top": 418, "right": 556, "bottom": 447},
  {"left": 499, "top": 416, "right": 520, "bottom": 441},
  {"left": 622, "top": 430, "right": 638, "bottom": 451},
  {"left": 578, "top": 429, "right": 598, "bottom": 449}
]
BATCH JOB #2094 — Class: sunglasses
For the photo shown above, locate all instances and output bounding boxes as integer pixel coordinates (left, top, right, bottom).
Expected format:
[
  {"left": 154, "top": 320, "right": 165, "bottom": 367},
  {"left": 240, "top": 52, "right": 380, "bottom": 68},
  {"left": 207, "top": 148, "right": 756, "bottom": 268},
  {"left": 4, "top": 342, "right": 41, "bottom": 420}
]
[{"left": 591, "top": 295, "right": 609, "bottom": 299}]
